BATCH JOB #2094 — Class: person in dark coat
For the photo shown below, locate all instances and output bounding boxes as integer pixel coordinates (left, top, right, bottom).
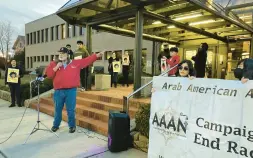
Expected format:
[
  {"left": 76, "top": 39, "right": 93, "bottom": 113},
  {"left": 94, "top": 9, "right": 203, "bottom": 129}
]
[
  {"left": 192, "top": 43, "right": 208, "bottom": 78},
  {"left": 5, "top": 59, "right": 23, "bottom": 107},
  {"left": 108, "top": 52, "right": 120, "bottom": 88},
  {"left": 122, "top": 51, "right": 131, "bottom": 87},
  {"left": 235, "top": 58, "right": 253, "bottom": 83},
  {"left": 66, "top": 44, "right": 74, "bottom": 60},
  {"left": 234, "top": 59, "right": 246, "bottom": 80}
]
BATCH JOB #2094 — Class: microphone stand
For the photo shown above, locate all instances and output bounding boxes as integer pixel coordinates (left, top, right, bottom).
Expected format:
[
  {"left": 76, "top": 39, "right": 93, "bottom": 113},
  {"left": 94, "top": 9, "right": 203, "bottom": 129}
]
[{"left": 23, "top": 77, "right": 59, "bottom": 144}]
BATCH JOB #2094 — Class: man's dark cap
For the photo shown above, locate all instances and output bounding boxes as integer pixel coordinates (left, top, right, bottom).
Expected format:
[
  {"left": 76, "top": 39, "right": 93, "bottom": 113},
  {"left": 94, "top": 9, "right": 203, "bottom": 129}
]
[
  {"left": 58, "top": 47, "right": 68, "bottom": 53},
  {"left": 66, "top": 44, "right": 71, "bottom": 47},
  {"left": 170, "top": 47, "right": 178, "bottom": 53}
]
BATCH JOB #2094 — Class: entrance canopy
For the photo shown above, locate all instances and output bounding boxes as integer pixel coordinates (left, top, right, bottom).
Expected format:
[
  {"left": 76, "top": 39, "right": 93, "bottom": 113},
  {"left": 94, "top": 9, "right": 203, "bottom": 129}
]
[{"left": 57, "top": 0, "right": 253, "bottom": 44}]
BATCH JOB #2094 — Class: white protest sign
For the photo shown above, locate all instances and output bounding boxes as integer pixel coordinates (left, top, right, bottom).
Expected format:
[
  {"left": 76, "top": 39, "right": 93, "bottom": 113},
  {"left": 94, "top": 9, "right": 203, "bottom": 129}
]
[{"left": 148, "top": 76, "right": 253, "bottom": 158}]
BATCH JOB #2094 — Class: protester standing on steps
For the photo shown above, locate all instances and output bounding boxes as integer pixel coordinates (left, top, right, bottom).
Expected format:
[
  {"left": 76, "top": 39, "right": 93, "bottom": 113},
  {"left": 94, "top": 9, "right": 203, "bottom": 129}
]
[
  {"left": 75, "top": 41, "right": 90, "bottom": 91},
  {"left": 122, "top": 51, "right": 131, "bottom": 87},
  {"left": 108, "top": 52, "right": 120, "bottom": 88},
  {"left": 46, "top": 47, "right": 103, "bottom": 133},
  {"left": 5, "top": 59, "right": 23, "bottom": 107},
  {"left": 192, "top": 43, "right": 208, "bottom": 78},
  {"left": 66, "top": 44, "right": 74, "bottom": 60}
]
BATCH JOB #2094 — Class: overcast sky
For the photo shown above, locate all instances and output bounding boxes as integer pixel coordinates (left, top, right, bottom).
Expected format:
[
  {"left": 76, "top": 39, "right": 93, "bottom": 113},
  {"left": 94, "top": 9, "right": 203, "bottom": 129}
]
[{"left": 0, "top": 0, "right": 69, "bottom": 43}]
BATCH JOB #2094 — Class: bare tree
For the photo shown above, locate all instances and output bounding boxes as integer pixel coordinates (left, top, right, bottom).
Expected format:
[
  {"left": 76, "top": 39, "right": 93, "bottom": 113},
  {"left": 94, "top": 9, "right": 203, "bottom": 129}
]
[
  {"left": 0, "top": 22, "right": 5, "bottom": 56},
  {"left": 0, "top": 21, "right": 14, "bottom": 69}
]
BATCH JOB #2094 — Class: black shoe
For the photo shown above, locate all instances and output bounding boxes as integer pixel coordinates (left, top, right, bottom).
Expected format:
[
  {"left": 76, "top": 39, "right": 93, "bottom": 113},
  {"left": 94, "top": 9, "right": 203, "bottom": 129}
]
[
  {"left": 51, "top": 126, "right": 59, "bottom": 132},
  {"left": 69, "top": 127, "right": 76, "bottom": 133},
  {"left": 18, "top": 104, "right": 22, "bottom": 107},
  {"left": 9, "top": 104, "right": 15, "bottom": 108}
]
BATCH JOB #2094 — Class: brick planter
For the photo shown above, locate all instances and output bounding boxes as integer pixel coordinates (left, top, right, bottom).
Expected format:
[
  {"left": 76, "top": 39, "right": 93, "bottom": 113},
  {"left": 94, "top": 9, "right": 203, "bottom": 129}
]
[{"left": 0, "top": 90, "right": 11, "bottom": 102}]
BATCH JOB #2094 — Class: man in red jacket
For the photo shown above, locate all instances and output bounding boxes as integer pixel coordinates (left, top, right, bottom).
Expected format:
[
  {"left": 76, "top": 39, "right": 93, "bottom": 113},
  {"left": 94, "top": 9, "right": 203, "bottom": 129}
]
[{"left": 46, "top": 47, "right": 103, "bottom": 133}]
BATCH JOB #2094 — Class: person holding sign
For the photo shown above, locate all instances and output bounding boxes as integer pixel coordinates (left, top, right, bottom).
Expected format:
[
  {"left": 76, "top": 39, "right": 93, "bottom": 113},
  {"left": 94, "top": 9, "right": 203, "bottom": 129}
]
[
  {"left": 5, "top": 59, "right": 23, "bottom": 107},
  {"left": 74, "top": 41, "right": 90, "bottom": 91},
  {"left": 152, "top": 60, "right": 195, "bottom": 93},
  {"left": 46, "top": 47, "right": 103, "bottom": 133},
  {"left": 108, "top": 52, "right": 120, "bottom": 88},
  {"left": 122, "top": 51, "right": 131, "bottom": 87}
]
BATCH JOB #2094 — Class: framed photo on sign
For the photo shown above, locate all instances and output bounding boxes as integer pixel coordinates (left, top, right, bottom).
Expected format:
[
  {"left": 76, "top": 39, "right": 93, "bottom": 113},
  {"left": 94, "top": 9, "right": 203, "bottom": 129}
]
[
  {"left": 122, "top": 55, "right": 130, "bottom": 66},
  {"left": 113, "top": 61, "right": 121, "bottom": 72},
  {"left": 7, "top": 68, "right": 19, "bottom": 83},
  {"left": 161, "top": 58, "right": 167, "bottom": 74}
]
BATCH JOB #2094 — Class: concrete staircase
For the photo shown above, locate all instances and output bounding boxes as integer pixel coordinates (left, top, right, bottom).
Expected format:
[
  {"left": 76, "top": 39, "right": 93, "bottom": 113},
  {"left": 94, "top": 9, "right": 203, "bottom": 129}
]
[{"left": 30, "top": 91, "right": 147, "bottom": 136}]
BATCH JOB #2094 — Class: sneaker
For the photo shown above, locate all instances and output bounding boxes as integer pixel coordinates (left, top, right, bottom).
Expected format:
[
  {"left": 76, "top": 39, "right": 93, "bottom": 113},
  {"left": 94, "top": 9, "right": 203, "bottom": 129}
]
[
  {"left": 51, "top": 126, "right": 59, "bottom": 132},
  {"left": 81, "top": 87, "right": 85, "bottom": 92},
  {"left": 69, "top": 127, "right": 76, "bottom": 133},
  {"left": 9, "top": 104, "right": 15, "bottom": 108}
]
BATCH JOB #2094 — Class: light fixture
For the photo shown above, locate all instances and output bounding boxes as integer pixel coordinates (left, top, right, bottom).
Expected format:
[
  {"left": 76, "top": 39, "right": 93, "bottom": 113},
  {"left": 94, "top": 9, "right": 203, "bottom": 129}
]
[
  {"left": 167, "top": 25, "right": 175, "bottom": 28},
  {"left": 239, "top": 15, "right": 251, "bottom": 19},
  {"left": 189, "top": 19, "right": 215, "bottom": 26},
  {"left": 242, "top": 52, "right": 249, "bottom": 55},
  {"left": 152, "top": 21, "right": 162, "bottom": 25},
  {"left": 173, "top": 13, "right": 202, "bottom": 21}
]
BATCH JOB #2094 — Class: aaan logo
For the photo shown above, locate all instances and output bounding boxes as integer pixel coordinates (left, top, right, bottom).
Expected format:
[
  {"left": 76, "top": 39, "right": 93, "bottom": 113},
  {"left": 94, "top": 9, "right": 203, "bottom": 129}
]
[{"left": 152, "top": 106, "right": 188, "bottom": 143}]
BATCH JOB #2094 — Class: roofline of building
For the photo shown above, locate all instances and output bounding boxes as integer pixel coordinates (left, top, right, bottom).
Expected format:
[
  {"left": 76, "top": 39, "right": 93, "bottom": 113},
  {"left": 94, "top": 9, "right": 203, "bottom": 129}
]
[{"left": 25, "top": 13, "right": 56, "bottom": 25}]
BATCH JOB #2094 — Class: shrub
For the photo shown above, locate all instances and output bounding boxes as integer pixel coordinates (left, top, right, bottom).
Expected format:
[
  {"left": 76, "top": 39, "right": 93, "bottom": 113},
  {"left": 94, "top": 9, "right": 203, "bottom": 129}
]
[
  {"left": 135, "top": 103, "right": 151, "bottom": 138},
  {"left": 20, "top": 78, "right": 53, "bottom": 106},
  {"left": 0, "top": 57, "right": 6, "bottom": 70}
]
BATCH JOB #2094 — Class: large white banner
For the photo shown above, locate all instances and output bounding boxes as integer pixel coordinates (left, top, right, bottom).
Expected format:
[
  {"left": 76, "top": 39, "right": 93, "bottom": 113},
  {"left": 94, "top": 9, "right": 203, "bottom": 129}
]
[{"left": 148, "top": 76, "right": 253, "bottom": 158}]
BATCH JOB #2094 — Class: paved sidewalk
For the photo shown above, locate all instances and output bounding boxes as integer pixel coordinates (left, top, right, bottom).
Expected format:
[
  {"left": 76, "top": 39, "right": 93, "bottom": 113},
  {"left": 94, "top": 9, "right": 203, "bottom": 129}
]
[{"left": 0, "top": 99, "right": 147, "bottom": 158}]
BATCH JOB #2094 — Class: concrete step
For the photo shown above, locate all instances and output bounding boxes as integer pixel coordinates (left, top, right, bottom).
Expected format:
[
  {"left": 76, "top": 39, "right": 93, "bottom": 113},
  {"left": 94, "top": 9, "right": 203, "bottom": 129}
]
[
  {"left": 41, "top": 97, "right": 137, "bottom": 119},
  {"left": 39, "top": 98, "right": 109, "bottom": 123},
  {"left": 77, "top": 92, "right": 144, "bottom": 109},
  {"left": 30, "top": 103, "right": 108, "bottom": 136}
]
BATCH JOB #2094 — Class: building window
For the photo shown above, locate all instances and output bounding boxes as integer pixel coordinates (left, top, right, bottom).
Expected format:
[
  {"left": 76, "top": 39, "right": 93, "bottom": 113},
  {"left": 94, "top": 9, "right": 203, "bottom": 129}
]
[
  {"left": 26, "top": 34, "right": 29, "bottom": 45},
  {"left": 46, "top": 55, "right": 49, "bottom": 62},
  {"left": 42, "top": 56, "right": 44, "bottom": 62},
  {"left": 34, "top": 56, "right": 36, "bottom": 62},
  {"left": 30, "top": 57, "right": 33, "bottom": 68},
  {"left": 33, "top": 32, "right": 36, "bottom": 44},
  {"left": 61, "top": 24, "right": 66, "bottom": 39},
  {"left": 41, "top": 30, "right": 44, "bottom": 42},
  {"left": 79, "top": 27, "right": 85, "bottom": 35},
  {"left": 30, "top": 33, "right": 33, "bottom": 44},
  {"left": 72, "top": 26, "right": 76, "bottom": 37},
  {"left": 51, "top": 55, "right": 54, "bottom": 61},
  {"left": 37, "top": 31, "right": 40, "bottom": 43},
  {"left": 56, "top": 25, "right": 59, "bottom": 40},
  {"left": 67, "top": 24, "right": 71, "bottom": 38},
  {"left": 37, "top": 56, "right": 40, "bottom": 62},
  {"left": 27, "top": 57, "right": 29, "bottom": 68},
  {"left": 51, "top": 27, "right": 54, "bottom": 41},
  {"left": 45, "top": 28, "right": 48, "bottom": 42}
]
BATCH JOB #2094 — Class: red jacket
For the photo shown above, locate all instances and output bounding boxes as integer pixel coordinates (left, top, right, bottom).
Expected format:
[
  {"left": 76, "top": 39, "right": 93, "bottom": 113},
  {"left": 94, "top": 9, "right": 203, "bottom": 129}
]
[
  {"left": 46, "top": 54, "right": 97, "bottom": 90},
  {"left": 166, "top": 55, "right": 180, "bottom": 75}
]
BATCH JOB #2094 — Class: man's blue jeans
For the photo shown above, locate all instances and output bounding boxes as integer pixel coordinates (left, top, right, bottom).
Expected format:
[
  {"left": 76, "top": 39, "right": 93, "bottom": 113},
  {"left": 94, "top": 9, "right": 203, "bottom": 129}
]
[{"left": 53, "top": 88, "right": 76, "bottom": 128}]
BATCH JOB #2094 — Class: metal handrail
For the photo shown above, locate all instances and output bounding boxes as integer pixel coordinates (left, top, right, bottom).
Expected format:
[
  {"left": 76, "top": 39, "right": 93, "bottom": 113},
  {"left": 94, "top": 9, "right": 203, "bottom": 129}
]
[{"left": 123, "top": 64, "right": 178, "bottom": 113}]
